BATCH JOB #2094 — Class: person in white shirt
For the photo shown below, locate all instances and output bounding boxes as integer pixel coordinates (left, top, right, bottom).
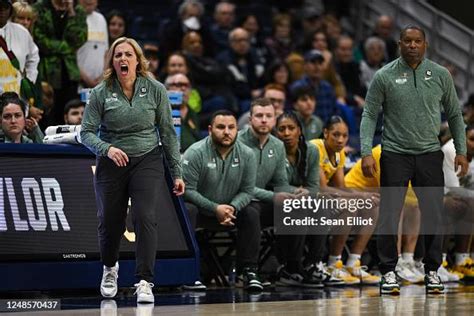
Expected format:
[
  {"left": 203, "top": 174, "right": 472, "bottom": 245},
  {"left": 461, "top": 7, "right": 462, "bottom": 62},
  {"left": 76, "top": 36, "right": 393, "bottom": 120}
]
[
  {"left": 440, "top": 124, "right": 474, "bottom": 280},
  {"left": 0, "top": 0, "right": 39, "bottom": 96},
  {"left": 77, "top": 0, "right": 108, "bottom": 88}
]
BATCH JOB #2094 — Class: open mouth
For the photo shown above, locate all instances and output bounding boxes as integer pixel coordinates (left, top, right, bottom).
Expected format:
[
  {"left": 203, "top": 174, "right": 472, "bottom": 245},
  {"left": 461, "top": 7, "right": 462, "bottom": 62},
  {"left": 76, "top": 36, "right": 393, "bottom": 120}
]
[{"left": 120, "top": 64, "right": 129, "bottom": 75}]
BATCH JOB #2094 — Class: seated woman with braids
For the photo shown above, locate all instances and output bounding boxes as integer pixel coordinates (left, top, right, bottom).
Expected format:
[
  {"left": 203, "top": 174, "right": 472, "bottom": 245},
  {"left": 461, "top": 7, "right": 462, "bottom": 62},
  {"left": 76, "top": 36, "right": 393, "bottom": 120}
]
[{"left": 272, "top": 111, "right": 325, "bottom": 287}]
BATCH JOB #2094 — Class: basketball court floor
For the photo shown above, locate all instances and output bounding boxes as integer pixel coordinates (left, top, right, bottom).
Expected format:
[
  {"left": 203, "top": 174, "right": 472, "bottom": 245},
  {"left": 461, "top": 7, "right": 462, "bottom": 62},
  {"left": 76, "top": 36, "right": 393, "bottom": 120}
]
[{"left": 3, "top": 283, "right": 473, "bottom": 315}]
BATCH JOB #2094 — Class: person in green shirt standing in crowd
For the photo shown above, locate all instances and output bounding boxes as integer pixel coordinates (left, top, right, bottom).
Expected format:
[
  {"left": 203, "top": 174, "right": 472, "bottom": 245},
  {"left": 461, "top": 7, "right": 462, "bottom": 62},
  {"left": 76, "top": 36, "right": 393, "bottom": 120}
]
[
  {"left": 81, "top": 37, "right": 184, "bottom": 304},
  {"left": 360, "top": 25, "right": 468, "bottom": 295},
  {"left": 182, "top": 110, "right": 262, "bottom": 291},
  {"left": 33, "top": 0, "right": 87, "bottom": 125}
]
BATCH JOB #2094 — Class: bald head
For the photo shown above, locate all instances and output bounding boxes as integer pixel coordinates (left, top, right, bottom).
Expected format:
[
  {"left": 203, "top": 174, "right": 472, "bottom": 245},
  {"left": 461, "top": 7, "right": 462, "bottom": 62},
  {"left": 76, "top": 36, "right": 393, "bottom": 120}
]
[{"left": 229, "top": 27, "right": 250, "bottom": 56}]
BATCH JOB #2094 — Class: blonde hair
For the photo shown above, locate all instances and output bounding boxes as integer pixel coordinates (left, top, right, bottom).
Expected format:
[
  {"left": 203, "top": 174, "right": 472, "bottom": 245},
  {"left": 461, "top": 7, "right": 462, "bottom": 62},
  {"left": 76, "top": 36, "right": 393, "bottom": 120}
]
[
  {"left": 12, "top": 1, "right": 37, "bottom": 32},
  {"left": 103, "top": 37, "right": 150, "bottom": 86}
]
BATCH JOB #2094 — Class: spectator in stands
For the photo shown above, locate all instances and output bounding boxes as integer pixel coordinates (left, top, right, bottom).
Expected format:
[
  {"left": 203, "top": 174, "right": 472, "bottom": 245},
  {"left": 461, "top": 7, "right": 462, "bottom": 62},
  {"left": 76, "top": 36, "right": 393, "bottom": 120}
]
[
  {"left": 161, "top": 51, "right": 202, "bottom": 114},
  {"left": 360, "top": 36, "right": 386, "bottom": 89},
  {"left": 63, "top": 98, "right": 84, "bottom": 125},
  {"left": 183, "top": 110, "right": 262, "bottom": 291},
  {"left": 106, "top": 10, "right": 126, "bottom": 45},
  {"left": 265, "top": 13, "right": 296, "bottom": 61},
  {"left": 33, "top": 0, "right": 87, "bottom": 125},
  {"left": 0, "top": 0, "right": 41, "bottom": 116},
  {"left": 77, "top": 0, "right": 108, "bottom": 89},
  {"left": 237, "top": 13, "right": 270, "bottom": 66},
  {"left": 181, "top": 31, "right": 236, "bottom": 117},
  {"left": 290, "top": 49, "right": 339, "bottom": 124},
  {"left": 373, "top": 15, "right": 398, "bottom": 62},
  {"left": 239, "top": 98, "right": 296, "bottom": 287},
  {"left": 80, "top": 37, "right": 183, "bottom": 304},
  {"left": 292, "top": 85, "right": 323, "bottom": 140},
  {"left": 464, "top": 94, "right": 474, "bottom": 125},
  {"left": 143, "top": 42, "right": 159, "bottom": 79},
  {"left": 237, "top": 83, "right": 286, "bottom": 130},
  {"left": 159, "top": 0, "right": 214, "bottom": 60},
  {"left": 217, "top": 27, "right": 264, "bottom": 114},
  {"left": 273, "top": 111, "right": 323, "bottom": 288},
  {"left": 305, "top": 30, "right": 346, "bottom": 102},
  {"left": 164, "top": 73, "right": 201, "bottom": 152},
  {"left": 0, "top": 91, "right": 43, "bottom": 143},
  {"left": 210, "top": 1, "right": 235, "bottom": 52},
  {"left": 263, "top": 60, "right": 291, "bottom": 105},
  {"left": 12, "top": 0, "right": 36, "bottom": 33},
  {"left": 38, "top": 81, "right": 54, "bottom": 130},
  {"left": 334, "top": 35, "right": 366, "bottom": 108},
  {"left": 296, "top": 7, "right": 324, "bottom": 49},
  {"left": 322, "top": 14, "right": 342, "bottom": 50}
]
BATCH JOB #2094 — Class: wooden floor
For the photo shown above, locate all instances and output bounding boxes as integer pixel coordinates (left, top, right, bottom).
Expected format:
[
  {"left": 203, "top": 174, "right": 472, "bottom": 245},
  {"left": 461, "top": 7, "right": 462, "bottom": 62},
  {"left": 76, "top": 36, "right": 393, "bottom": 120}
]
[{"left": 6, "top": 284, "right": 474, "bottom": 315}]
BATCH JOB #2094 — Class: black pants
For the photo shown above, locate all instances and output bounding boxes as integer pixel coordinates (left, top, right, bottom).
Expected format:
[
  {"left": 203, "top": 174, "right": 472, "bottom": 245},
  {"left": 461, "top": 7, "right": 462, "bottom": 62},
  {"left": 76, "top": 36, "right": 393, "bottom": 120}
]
[
  {"left": 377, "top": 150, "right": 444, "bottom": 274},
  {"left": 95, "top": 147, "right": 164, "bottom": 282},
  {"left": 186, "top": 201, "right": 262, "bottom": 271}
]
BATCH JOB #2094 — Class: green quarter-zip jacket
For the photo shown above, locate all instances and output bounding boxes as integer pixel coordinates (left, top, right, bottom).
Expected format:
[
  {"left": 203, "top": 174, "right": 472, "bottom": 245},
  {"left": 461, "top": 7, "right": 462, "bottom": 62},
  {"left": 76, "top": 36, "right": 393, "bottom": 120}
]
[
  {"left": 360, "top": 57, "right": 466, "bottom": 157},
  {"left": 238, "top": 127, "right": 290, "bottom": 202},
  {"left": 286, "top": 142, "right": 320, "bottom": 197},
  {"left": 182, "top": 136, "right": 257, "bottom": 216},
  {"left": 80, "top": 76, "right": 182, "bottom": 178}
]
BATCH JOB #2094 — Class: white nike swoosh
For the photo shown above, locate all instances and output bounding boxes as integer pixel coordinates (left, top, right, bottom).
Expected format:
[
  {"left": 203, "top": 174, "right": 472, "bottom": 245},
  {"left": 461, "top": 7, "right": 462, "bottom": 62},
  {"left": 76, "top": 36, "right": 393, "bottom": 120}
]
[{"left": 424, "top": 77, "right": 432, "bottom": 80}]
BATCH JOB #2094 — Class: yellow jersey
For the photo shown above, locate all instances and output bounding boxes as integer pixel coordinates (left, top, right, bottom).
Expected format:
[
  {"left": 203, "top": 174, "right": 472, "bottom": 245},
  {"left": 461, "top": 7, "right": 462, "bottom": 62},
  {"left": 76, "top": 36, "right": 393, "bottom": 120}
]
[
  {"left": 311, "top": 138, "right": 346, "bottom": 184},
  {"left": 344, "top": 145, "right": 418, "bottom": 206}
]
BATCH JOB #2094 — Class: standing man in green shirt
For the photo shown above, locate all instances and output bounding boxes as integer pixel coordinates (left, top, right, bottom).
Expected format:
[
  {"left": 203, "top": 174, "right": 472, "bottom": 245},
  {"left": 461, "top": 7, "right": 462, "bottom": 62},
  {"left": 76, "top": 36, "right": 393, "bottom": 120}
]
[
  {"left": 183, "top": 110, "right": 263, "bottom": 291},
  {"left": 360, "top": 25, "right": 468, "bottom": 295}
]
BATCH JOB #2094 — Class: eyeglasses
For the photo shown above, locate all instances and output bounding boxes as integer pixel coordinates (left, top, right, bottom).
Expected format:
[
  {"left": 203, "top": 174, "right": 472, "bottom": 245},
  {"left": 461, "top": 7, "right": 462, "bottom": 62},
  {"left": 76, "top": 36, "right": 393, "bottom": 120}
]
[{"left": 168, "top": 82, "right": 190, "bottom": 89}]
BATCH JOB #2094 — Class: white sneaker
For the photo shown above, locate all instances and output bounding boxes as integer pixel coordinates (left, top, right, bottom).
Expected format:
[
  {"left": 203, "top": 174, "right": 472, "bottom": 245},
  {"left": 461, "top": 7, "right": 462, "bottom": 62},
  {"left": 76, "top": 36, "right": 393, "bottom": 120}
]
[
  {"left": 100, "top": 262, "right": 119, "bottom": 298},
  {"left": 406, "top": 260, "right": 425, "bottom": 283},
  {"left": 395, "top": 258, "right": 422, "bottom": 283},
  {"left": 134, "top": 280, "right": 154, "bottom": 304},
  {"left": 438, "top": 262, "right": 461, "bottom": 282}
]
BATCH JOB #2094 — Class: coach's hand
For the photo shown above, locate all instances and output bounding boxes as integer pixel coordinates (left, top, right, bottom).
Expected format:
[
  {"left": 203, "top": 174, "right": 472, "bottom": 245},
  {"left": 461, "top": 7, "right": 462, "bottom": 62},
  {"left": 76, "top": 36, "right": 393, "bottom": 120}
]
[
  {"left": 107, "top": 146, "right": 129, "bottom": 167},
  {"left": 362, "top": 155, "right": 377, "bottom": 178},
  {"left": 454, "top": 154, "right": 469, "bottom": 177}
]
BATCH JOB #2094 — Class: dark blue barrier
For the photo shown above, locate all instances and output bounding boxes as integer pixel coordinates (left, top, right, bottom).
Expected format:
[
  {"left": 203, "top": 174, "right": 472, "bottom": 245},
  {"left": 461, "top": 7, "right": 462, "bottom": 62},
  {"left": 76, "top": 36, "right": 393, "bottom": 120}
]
[{"left": 0, "top": 143, "right": 199, "bottom": 290}]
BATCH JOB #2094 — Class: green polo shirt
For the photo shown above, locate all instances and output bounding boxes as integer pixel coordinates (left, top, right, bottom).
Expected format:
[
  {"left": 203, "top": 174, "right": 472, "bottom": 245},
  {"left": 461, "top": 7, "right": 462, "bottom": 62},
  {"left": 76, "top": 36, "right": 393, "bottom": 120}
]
[
  {"left": 81, "top": 76, "right": 182, "bottom": 178},
  {"left": 360, "top": 57, "right": 466, "bottom": 157},
  {"left": 286, "top": 142, "right": 320, "bottom": 196},
  {"left": 182, "top": 137, "right": 257, "bottom": 216},
  {"left": 238, "top": 127, "right": 290, "bottom": 202}
]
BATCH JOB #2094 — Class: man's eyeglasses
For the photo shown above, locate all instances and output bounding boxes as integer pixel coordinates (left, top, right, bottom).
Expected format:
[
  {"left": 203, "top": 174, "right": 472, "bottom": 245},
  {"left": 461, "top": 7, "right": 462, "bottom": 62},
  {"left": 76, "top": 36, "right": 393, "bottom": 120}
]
[{"left": 168, "top": 82, "right": 190, "bottom": 89}]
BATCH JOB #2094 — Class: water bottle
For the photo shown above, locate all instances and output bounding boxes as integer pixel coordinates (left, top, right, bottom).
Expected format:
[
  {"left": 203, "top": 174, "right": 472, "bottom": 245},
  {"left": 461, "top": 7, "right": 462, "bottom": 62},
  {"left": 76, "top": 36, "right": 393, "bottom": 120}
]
[
  {"left": 167, "top": 91, "right": 183, "bottom": 147},
  {"left": 79, "top": 88, "right": 91, "bottom": 102}
]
